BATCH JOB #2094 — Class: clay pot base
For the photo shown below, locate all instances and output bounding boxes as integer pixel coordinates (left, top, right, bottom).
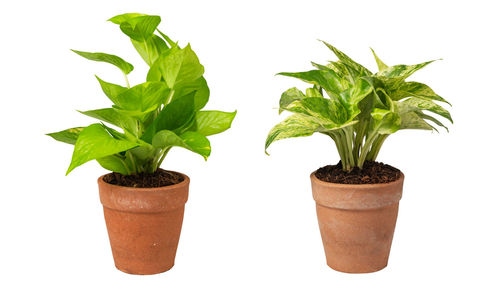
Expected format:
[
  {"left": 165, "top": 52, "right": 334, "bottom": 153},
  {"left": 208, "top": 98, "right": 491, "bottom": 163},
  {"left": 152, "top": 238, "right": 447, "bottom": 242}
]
[
  {"left": 311, "top": 171, "right": 404, "bottom": 274},
  {"left": 317, "top": 203, "right": 399, "bottom": 273},
  {"left": 98, "top": 171, "right": 190, "bottom": 275},
  {"left": 103, "top": 207, "right": 184, "bottom": 275}
]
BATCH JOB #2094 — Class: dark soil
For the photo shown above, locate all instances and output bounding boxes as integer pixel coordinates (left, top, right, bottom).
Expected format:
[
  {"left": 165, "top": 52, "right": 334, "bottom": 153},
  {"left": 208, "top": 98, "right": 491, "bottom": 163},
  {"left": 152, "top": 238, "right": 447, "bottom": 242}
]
[
  {"left": 103, "top": 169, "right": 184, "bottom": 188},
  {"left": 315, "top": 161, "right": 401, "bottom": 184}
]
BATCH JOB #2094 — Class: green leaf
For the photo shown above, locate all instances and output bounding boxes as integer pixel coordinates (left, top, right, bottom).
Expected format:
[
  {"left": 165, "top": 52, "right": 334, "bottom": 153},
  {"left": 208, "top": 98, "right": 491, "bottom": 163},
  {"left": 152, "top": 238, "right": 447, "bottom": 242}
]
[
  {"left": 152, "top": 130, "right": 210, "bottom": 159},
  {"left": 128, "top": 144, "right": 156, "bottom": 161},
  {"left": 402, "top": 97, "right": 453, "bottom": 123},
  {"left": 157, "top": 29, "right": 176, "bottom": 48},
  {"left": 180, "top": 131, "right": 211, "bottom": 159},
  {"left": 173, "top": 76, "right": 210, "bottom": 111},
  {"left": 67, "top": 124, "right": 138, "bottom": 175},
  {"left": 100, "top": 122, "right": 127, "bottom": 140},
  {"left": 114, "top": 81, "right": 170, "bottom": 114},
  {"left": 152, "top": 130, "right": 184, "bottom": 148},
  {"left": 132, "top": 35, "right": 168, "bottom": 66},
  {"left": 154, "top": 91, "right": 195, "bottom": 131},
  {"left": 370, "top": 48, "right": 388, "bottom": 71},
  {"left": 78, "top": 108, "right": 137, "bottom": 135},
  {"left": 265, "top": 114, "right": 324, "bottom": 153},
  {"left": 95, "top": 76, "right": 127, "bottom": 105},
  {"left": 278, "top": 70, "right": 343, "bottom": 97},
  {"left": 192, "top": 110, "right": 237, "bottom": 136},
  {"left": 141, "top": 91, "right": 196, "bottom": 143},
  {"left": 108, "top": 13, "right": 146, "bottom": 24},
  {"left": 96, "top": 155, "right": 130, "bottom": 174},
  {"left": 78, "top": 108, "right": 122, "bottom": 126},
  {"left": 193, "top": 77, "right": 210, "bottom": 110},
  {"left": 71, "top": 50, "right": 134, "bottom": 74},
  {"left": 156, "top": 44, "right": 205, "bottom": 89},
  {"left": 47, "top": 127, "right": 84, "bottom": 145},
  {"left": 118, "top": 15, "right": 161, "bottom": 42}
]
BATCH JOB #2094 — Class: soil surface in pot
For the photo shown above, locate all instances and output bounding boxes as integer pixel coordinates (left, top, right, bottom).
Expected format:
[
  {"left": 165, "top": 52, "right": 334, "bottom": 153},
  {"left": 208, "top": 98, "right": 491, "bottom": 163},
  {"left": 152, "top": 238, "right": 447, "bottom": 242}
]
[
  {"left": 103, "top": 169, "right": 184, "bottom": 188},
  {"left": 315, "top": 161, "right": 401, "bottom": 184}
]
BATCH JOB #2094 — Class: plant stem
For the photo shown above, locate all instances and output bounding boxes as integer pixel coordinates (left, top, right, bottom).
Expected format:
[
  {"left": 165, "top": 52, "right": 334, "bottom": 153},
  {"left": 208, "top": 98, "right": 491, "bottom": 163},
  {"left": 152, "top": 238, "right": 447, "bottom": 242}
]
[
  {"left": 123, "top": 72, "right": 130, "bottom": 88},
  {"left": 155, "top": 147, "right": 171, "bottom": 171},
  {"left": 328, "top": 132, "right": 347, "bottom": 170},
  {"left": 367, "top": 135, "right": 388, "bottom": 161},
  {"left": 126, "top": 151, "right": 138, "bottom": 174},
  {"left": 115, "top": 154, "right": 131, "bottom": 175},
  {"left": 165, "top": 89, "right": 175, "bottom": 105},
  {"left": 338, "top": 130, "right": 350, "bottom": 170},
  {"left": 343, "top": 127, "right": 355, "bottom": 169},
  {"left": 357, "top": 132, "right": 378, "bottom": 168},
  {"left": 353, "top": 122, "right": 367, "bottom": 164}
]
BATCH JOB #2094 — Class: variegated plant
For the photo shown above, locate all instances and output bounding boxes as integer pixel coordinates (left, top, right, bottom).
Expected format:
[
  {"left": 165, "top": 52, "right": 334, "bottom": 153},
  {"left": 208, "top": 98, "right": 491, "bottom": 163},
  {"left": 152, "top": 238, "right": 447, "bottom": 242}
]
[{"left": 265, "top": 41, "right": 452, "bottom": 171}]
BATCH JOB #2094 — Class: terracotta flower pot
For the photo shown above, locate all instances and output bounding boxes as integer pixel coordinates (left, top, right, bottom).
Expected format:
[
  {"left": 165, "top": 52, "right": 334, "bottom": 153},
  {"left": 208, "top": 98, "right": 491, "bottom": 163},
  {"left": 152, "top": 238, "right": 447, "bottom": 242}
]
[
  {"left": 310, "top": 172, "right": 404, "bottom": 273},
  {"left": 97, "top": 172, "right": 189, "bottom": 275}
]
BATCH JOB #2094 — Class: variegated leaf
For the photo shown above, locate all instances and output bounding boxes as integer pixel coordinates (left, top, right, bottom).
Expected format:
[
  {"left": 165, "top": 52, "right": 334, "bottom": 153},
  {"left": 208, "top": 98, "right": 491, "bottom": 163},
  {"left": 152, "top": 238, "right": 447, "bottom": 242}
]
[
  {"left": 321, "top": 41, "right": 373, "bottom": 77},
  {"left": 402, "top": 97, "right": 453, "bottom": 123},
  {"left": 415, "top": 111, "right": 449, "bottom": 132},
  {"left": 377, "top": 60, "right": 436, "bottom": 80},
  {"left": 371, "top": 109, "right": 401, "bottom": 134},
  {"left": 370, "top": 48, "right": 388, "bottom": 71},
  {"left": 399, "top": 111, "right": 433, "bottom": 130},
  {"left": 265, "top": 114, "right": 324, "bottom": 153},
  {"left": 279, "top": 87, "right": 305, "bottom": 114},
  {"left": 338, "top": 78, "right": 373, "bottom": 118},
  {"left": 281, "top": 97, "right": 349, "bottom": 128},
  {"left": 306, "top": 87, "right": 323, "bottom": 98},
  {"left": 278, "top": 69, "right": 344, "bottom": 97},
  {"left": 387, "top": 81, "right": 450, "bottom": 104}
]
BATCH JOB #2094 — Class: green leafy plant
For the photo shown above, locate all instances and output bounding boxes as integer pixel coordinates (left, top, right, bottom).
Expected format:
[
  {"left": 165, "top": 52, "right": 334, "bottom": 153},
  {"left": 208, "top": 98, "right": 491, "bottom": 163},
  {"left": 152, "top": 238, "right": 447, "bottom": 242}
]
[
  {"left": 48, "top": 13, "right": 236, "bottom": 175},
  {"left": 265, "top": 41, "right": 452, "bottom": 171}
]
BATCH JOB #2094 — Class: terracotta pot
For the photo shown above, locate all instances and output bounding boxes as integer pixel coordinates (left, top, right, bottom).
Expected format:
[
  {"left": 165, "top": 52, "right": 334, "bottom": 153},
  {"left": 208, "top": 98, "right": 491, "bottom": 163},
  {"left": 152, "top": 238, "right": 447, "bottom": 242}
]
[
  {"left": 311, "top": 172, "right": 404, "bottom": 273},
  {"left": 97, "top": 172, "right": 189, "bottom": 275}
]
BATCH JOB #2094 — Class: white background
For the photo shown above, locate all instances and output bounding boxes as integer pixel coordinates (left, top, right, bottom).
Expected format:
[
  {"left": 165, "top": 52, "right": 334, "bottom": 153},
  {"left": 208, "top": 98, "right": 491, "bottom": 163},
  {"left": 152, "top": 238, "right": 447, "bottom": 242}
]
[{"left": 1, "top": 0, "right": 499, "bottom": 299}]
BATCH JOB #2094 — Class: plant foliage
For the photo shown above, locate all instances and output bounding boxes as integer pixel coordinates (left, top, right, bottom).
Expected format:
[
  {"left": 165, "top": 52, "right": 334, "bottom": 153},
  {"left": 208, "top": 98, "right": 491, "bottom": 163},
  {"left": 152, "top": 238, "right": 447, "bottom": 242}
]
[
  {"left": 48, "top": 13, "right": 236, "bottom": 175},
  {"left": 265, "top": 41, "right": 452, "bottom": 171}
]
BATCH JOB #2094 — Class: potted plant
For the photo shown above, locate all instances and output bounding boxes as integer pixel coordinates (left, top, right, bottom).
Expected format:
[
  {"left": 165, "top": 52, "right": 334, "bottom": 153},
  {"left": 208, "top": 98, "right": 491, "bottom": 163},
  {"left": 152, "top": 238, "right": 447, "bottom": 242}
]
[
  {"left": 47, "top": 13, "right": 236, "bottom": 275},
  {"left": 265, "top": 41, "right": 452, "bottom": 273}
]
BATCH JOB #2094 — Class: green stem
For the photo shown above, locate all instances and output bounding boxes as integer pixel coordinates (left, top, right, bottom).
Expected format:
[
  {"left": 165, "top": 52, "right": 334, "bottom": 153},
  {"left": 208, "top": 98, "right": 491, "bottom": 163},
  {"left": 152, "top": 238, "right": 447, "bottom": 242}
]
[
  {"left": 337, "top": 130, "right": 350, "bottom": 170},
  {"left": 367, "top": 135, "right": 388, "bottom": 161},
  {"left": 165, "top": 89, "right": 175, "bottom": 105},
  {"left": 115, "top": 154, "right": 131, "bottom": 175},
  {"left": 155, "top": 147, "right": 171, "bottom": 171},
  {"left": 328, "top": 132, "right": 346, "bottom": 170},
  {"left": 358, "top": 132, "right": 378, "bottom": 168},
  {"left": 123, "top": 72, "right": 130, "bottom": 88},
  {"left": 353, "top": 122, "right": 367, "bottom": 164},
  {"left": 126, "top": 151, "right": 138, "bottom": 174},
  {"left": 143, "top": 40, "right": 152, "bottom": 65},
  {"left": 343, "top": 127, "right": 355, "bottom": 169}
]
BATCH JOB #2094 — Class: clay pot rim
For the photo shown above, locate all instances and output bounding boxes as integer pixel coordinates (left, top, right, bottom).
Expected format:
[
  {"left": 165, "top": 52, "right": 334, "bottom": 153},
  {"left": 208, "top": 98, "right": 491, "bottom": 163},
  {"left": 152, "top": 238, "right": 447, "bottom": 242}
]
[
  {"left": 97, "top": 170, "right": 190, "bottom": 192},
  {"left": 310, "top": 171, "right": 404, "bottom": 188}
]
